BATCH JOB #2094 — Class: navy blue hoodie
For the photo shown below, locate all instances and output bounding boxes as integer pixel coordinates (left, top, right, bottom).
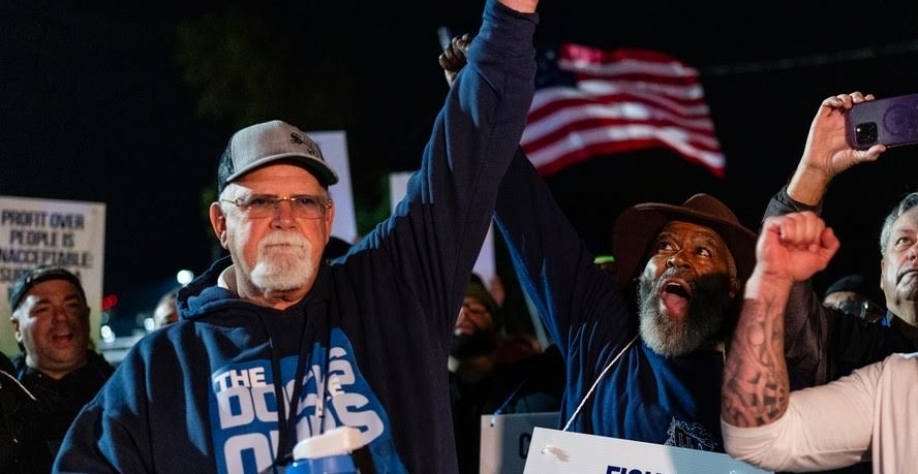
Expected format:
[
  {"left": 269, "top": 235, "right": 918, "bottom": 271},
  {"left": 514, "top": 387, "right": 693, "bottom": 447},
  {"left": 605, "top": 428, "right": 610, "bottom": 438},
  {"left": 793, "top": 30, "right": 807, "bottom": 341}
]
[
  {"left": 53, "top": 2, "right": 537, "bottom": 473},
  {"left": 495, "top": 152, "right": 730, "bottom": 452}
]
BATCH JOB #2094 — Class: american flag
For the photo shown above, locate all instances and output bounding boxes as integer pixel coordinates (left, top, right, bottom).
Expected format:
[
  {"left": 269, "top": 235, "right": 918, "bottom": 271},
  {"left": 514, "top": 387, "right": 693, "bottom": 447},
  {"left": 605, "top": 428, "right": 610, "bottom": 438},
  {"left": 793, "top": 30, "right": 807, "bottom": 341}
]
[{"left": 522, "top": 44, "right": 725, "bottom": 178}]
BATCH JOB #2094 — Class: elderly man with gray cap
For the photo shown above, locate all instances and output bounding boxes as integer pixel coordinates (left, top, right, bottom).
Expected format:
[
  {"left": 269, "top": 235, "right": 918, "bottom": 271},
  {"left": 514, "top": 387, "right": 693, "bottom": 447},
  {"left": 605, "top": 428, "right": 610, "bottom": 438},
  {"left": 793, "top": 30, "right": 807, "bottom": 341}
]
[
  {"left": 54, "top": 0, "right": 541, "bottom": 472},
  {"left": 6, "top": 264, "right": 113, "bottom": 474}
]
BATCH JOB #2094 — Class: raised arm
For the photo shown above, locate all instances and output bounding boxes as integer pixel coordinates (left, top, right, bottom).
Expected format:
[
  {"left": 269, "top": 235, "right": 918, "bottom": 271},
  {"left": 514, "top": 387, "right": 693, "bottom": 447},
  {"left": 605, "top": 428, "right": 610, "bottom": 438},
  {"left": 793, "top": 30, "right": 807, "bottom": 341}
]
[
  {"left": 763, "top": 92, "right": 887, "bottom": 388},
  {"left": 722, "top": 211, "right": 839, "bottom": 427},
  {"left": 786, "top": 92, "right": 885, "bottom": 205},
  {"left": 371, "top": 0, "right": 539, "bottom": 342}
]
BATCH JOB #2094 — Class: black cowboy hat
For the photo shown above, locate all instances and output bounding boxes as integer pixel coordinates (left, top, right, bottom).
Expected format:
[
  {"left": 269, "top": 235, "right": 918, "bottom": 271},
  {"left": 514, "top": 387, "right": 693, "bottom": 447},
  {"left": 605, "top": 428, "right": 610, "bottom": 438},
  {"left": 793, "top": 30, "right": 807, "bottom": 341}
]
[{"left": 611, "top": 193, "right": 757, "bottom": 285}]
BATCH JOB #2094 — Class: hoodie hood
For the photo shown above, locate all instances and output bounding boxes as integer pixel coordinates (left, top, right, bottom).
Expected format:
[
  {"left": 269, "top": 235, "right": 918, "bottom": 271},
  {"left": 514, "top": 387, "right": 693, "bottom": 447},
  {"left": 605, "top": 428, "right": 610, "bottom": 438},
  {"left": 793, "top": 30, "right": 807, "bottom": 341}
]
[{"left": 175, "top": 256, "right": 236, "bottom": 322}]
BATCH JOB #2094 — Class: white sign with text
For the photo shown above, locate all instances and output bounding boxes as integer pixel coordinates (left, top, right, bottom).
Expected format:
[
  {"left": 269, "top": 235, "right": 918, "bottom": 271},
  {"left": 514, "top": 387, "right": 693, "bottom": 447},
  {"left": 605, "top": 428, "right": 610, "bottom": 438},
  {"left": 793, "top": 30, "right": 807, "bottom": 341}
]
[
  {"left": 480, "top": 412, "right": 560, "bottom": 474},
  {"left": 309, "top": 130, "right": 357, "bottom": 245},
  {"left": 523, "top": 427, "right": 772, "bottom": 474},
  {"left": 0, "top": 196, "right": 106, "bottom": 355}
]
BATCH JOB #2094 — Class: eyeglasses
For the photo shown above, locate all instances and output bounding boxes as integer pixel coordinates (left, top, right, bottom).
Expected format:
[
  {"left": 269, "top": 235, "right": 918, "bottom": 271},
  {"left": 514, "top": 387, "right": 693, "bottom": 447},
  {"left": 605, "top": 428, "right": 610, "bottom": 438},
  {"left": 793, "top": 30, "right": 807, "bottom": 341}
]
[
  {"left": 221, "top": 194, "right": 332, "bottom": 220},
  {"left": 830, "top": 298, "right": 886, "bottom": 322}
]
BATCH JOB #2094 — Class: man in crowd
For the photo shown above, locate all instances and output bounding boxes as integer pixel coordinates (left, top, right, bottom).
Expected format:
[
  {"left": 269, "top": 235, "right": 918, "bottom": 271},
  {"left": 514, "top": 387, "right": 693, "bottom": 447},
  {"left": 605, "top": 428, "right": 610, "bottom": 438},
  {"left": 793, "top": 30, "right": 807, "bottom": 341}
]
[
  {"left": 722, "top": 210, "right": 916, "bottom": 472},
  {"left": 443, "top": 32, "right": 758, "bottom": 452},
  {"left": 54, "top": 0, "right": 540, "bottom": 472},
  {"left": 449, "top": 279, "right": 563, "bottom": 474},
  {"left": 760, "top": 92, "right": 917, "bottom": 400},
  {"left": 719, "top": 89, "right": 918, "bottom": 474},
  {"left": 151, "top": 288, "right": 179, "bottom": 329},
  {"left": 7, "top": 265, "right": 114, "bottom": 473}
]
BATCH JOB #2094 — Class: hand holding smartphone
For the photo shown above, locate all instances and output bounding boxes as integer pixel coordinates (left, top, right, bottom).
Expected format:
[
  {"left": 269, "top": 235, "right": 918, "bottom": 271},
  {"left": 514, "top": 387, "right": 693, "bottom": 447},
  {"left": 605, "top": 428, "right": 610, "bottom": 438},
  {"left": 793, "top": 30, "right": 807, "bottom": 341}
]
[{"left": 845, "top": 92, "right": 918, "bottom": 150}]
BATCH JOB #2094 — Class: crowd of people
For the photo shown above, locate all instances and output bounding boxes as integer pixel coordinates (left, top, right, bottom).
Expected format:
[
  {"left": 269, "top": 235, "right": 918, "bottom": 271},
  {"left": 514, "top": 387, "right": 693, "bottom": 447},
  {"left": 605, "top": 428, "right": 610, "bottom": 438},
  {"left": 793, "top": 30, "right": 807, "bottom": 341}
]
[
  {"left": 717, "top": 91, "right": 918, "bottom": 473},
  {"left": 3, "top": 2, "right": 918, "bottom": 473}
]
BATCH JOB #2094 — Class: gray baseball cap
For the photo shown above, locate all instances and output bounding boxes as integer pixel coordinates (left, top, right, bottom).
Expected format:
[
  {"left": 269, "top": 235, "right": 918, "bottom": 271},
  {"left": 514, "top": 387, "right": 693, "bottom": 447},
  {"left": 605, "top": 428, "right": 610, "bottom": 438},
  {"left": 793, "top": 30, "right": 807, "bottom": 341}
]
[{"left": 217, "top": 120, "right": 339, "bottom": 192}]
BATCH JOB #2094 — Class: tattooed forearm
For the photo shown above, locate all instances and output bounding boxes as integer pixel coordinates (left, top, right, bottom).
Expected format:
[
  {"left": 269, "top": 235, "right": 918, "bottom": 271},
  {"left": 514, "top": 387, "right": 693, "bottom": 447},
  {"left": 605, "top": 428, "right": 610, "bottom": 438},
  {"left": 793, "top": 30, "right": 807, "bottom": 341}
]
[{"left": 722, "top": 297, "right": 790, "bottom": 427}]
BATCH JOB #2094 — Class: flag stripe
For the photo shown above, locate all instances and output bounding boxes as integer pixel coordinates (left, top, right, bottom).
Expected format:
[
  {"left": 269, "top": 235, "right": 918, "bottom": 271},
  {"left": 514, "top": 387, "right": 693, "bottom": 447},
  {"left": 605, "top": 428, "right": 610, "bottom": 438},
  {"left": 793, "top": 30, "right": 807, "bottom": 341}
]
[
  {"left": 561, "top": 45, "right": 701, "bottom": 82},
  {"left": 530, "top": 139, "right": 724, "bottom": 178},
  {"left": 528, "top": 86, "right": 711, "bottom": 124},
  {"left": 523, "top": 45, "right": 725, "bottom": 177},
  {"left": 524, "top": 117, "right": 721, "bottom": 154},
  {"left": 526, "top": 92, "right": 715, "bottom": 139},
  {"left": 524, "top": 125, "right": 725, "bottom": 177}
]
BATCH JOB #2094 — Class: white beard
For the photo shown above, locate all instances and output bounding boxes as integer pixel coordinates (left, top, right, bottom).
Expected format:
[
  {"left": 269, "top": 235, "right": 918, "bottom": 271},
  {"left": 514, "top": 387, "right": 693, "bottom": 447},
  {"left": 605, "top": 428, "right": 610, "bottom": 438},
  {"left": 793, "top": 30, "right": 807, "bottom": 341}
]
[
  {"left": 249, "top": 231, "right": 315, "bottom": 292},
  {"left": 636, "top": 273, "right": 729, "bottom": 357}
]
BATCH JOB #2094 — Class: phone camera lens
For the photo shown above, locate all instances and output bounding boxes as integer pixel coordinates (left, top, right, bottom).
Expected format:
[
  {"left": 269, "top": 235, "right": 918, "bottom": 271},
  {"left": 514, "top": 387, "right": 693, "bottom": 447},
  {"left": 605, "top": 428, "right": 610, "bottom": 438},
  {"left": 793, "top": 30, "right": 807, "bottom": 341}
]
[{"left": 855, "top": 122, "right": 878, "bottom": 146}]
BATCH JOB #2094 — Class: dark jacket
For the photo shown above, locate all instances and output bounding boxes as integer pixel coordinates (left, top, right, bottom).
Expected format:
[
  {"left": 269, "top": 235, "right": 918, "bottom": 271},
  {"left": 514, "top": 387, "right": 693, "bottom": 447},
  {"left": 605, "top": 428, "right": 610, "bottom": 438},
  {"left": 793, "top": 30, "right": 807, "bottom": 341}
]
[
  {"left": 11, "top": 350, "right": 113, "bottom": 474},
  {"left": 450, "top": 344, "right": 564, "bottom": 474},
  {"left": 53, "top": 2, "right": 538, "bottom": 473},
  {"left": 0, "top": 352, "right": 39, "bottom": 474}
]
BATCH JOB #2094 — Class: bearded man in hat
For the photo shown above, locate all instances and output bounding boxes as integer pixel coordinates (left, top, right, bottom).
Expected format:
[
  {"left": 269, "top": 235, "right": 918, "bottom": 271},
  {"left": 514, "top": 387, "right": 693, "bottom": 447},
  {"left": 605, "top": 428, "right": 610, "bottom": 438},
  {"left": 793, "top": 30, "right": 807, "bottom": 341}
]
[
  {"left": 441, "top": 31, "right": 756, "bottom": 452},
  {"left": 496, "top": 175, "right": 755, "bottom": 451}
]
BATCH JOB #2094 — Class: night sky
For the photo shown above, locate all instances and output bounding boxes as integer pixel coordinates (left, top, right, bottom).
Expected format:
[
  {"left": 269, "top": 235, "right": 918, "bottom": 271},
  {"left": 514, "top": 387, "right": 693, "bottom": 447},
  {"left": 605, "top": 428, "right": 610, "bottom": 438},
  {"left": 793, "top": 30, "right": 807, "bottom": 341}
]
[{"left": 3, "top": 0, "right": 918, "bottom": 329}]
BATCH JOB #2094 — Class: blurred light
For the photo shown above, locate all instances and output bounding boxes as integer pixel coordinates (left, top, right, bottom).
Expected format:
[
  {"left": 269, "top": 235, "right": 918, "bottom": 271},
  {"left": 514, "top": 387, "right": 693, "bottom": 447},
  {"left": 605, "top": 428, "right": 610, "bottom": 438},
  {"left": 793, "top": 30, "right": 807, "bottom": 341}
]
[
  {"left": 100, "top": 325, "right": 116, "bottom": 343},
  {"left": 143, "top": 317, "right": 155, "bottom": 333},
  {"left": 176, "top": 269, "right": 194, "bottom": 286},
  {"left": 102, "top": 294, "right": 119, "bottom": 311}
]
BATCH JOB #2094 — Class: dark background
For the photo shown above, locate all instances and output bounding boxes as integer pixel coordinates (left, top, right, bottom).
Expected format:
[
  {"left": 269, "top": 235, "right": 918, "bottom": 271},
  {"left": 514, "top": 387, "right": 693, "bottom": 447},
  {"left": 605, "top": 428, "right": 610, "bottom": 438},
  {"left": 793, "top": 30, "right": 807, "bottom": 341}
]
[{"left": 3, "top": 0, "right": 918, "bottom": 333}]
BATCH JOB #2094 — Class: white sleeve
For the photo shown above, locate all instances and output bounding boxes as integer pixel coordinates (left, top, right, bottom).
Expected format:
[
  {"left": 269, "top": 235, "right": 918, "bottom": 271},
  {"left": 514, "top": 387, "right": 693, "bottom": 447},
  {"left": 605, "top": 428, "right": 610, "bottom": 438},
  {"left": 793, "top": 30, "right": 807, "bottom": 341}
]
[{"left": 721, "top": 361, "right": 879, "bottom": 472}]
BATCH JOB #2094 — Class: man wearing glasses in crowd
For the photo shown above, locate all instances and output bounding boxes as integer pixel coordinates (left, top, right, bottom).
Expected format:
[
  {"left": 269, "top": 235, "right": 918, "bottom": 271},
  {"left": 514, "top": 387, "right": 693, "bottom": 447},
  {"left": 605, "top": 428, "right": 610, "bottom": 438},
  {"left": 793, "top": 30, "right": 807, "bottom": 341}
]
[{"left": 53, "top": 0, "right": 541, "bottom": 472}]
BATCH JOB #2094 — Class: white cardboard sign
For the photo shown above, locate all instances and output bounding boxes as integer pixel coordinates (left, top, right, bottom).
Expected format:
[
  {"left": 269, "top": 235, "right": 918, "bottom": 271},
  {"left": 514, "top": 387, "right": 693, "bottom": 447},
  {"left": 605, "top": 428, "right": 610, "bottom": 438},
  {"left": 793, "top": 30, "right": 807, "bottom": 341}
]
[
  {"left": 309, "top": 130, "right": 357, "bottom": 245},
  {"left": 479, "top": 412, "right": 560, "bottom": 474},
  {"left": 0, "top": 196, "right": 106, "bottom": 355},
  {"left": 523, "top": 427, "right": 772, "bottom": 474},
  {"left": 388, "top": 171, "right": 495, "bottom": 288}
]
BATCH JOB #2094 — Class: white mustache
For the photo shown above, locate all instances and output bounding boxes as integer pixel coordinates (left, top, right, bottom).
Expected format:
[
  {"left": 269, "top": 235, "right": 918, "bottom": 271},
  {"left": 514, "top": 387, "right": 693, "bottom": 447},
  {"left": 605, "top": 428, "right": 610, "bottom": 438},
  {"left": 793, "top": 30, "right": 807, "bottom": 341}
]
[{"left": 259, "top": 231, "right": 308, "bottom": 250}]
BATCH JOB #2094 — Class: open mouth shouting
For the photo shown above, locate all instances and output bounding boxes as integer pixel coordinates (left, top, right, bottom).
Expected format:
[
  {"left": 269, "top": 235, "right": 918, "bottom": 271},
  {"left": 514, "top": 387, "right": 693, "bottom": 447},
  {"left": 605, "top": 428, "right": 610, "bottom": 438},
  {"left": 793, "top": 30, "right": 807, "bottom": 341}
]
[
  {"left": 50, "top": 328, "right": 76, "bottom": 349},
  {"left": 659, "top": 277, "right": 693, "bottom": 318}
]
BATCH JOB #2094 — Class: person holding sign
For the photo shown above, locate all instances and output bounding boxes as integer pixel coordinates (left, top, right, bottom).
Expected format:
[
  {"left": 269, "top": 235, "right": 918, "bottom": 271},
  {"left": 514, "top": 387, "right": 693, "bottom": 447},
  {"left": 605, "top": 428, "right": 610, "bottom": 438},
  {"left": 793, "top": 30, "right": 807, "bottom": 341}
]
[{"left": 54, "top": 0, "right": 541, "bottom": 472}]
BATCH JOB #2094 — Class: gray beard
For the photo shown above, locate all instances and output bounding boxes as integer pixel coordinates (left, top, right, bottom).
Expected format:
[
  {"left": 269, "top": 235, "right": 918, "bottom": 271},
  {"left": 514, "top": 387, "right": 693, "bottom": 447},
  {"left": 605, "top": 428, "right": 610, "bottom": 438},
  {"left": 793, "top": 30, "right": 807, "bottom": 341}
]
[
  {"left": 637, "top": 272, "right": 732, "bottom": 357},
  {"left": 250, "top": 232, "right": 314, "bottom": 292}
]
